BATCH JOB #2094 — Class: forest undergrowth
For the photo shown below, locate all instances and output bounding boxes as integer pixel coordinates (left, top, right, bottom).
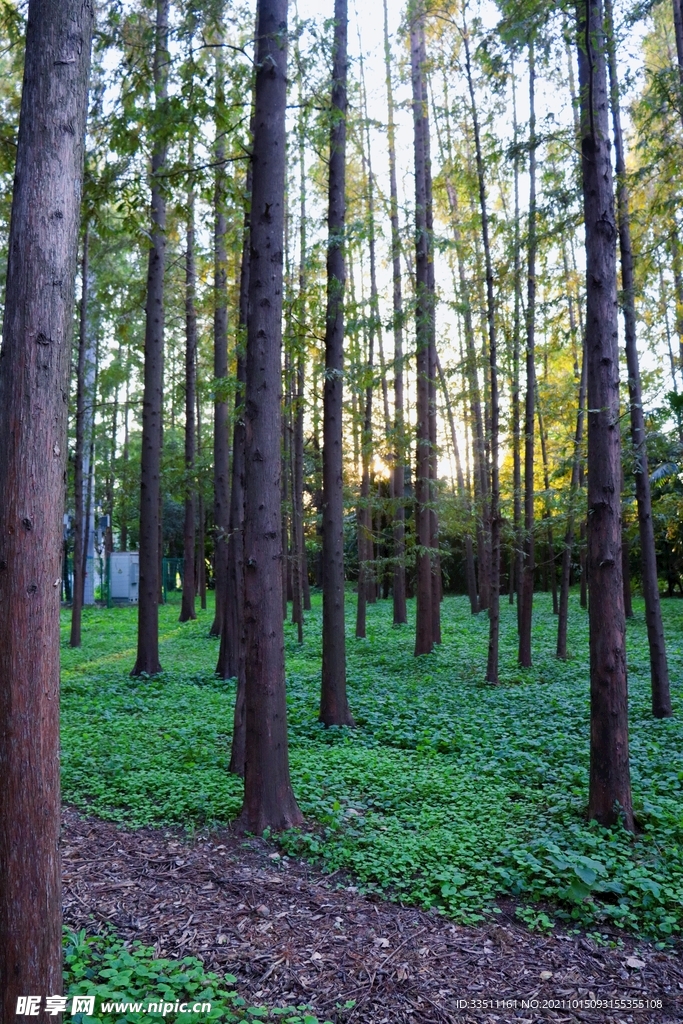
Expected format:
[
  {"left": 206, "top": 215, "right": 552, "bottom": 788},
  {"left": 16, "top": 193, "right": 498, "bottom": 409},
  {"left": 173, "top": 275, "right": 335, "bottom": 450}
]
[{"left": 61, "top": 592, "right": 683, "bottom": 943}]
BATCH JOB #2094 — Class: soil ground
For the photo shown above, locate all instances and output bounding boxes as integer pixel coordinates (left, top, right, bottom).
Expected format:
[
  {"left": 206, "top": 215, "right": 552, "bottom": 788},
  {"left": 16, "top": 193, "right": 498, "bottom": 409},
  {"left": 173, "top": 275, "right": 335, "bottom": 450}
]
[{"left": 62, "top": 809, "right": 682, "bottom": 1024}]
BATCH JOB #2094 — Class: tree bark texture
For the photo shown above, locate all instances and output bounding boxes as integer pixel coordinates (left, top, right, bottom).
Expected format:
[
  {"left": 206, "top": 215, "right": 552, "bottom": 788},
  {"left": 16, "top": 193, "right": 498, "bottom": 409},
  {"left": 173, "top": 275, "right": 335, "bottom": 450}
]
[
  {"left": 180, "top": 190, "right": 197, "bottom": 623},
  {"left": 383, "top": 0, "right": 407, "bottom": 626},
  {"left": 238, "top": 0, "right": 303, "bottom": 832},
  {"left": 0, "top": 0, "right": 93, "bottom": 1015},
  {"left": 511, "top": 74, "right": 523, "bottom": 624},
  {"left": 210, "top": 43, "right": 230, "bottom": 636},
  {"left": 320, "top": 0, "right": 354, "bottom": 725},
  {"left": 463, "top": 24, "right": 500, "bottom": 682},
  {"left": 132, "top": 0, "right": 169, "bottom": 676},
  {"left": 605, "top": 0, "right": 672, "bottom": 717},
  {"left": 411, "top": 6, "right": 434, "bottom": 656},
  {"left": 577, "top": 0, "right": 634, "bottom": 830},
  {"left": 421, "top": 26, "right": 441, "bottom": 647},
  {"left": 295, "top": 94, "right": 310, "bottom": 617},
  {"left": 519, "top": 43, "right": 536, "bottom": 669}
]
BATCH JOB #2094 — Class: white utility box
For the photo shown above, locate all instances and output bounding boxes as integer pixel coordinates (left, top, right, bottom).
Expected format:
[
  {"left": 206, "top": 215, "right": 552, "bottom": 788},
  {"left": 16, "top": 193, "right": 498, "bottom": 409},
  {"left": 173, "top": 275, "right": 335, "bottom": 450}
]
[{"left": 109, "top": 552, "right": 140, "bottom": 604}]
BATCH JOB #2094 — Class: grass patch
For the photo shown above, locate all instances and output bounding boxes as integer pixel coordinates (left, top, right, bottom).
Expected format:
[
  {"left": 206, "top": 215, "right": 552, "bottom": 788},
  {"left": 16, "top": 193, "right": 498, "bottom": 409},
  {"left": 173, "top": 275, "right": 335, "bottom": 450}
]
[
  {"left": 64, "top": 928, "right": 333, "bottom": 1023},
  {"left": 61, "top": 591, "right": 683, "bottom": 939}
]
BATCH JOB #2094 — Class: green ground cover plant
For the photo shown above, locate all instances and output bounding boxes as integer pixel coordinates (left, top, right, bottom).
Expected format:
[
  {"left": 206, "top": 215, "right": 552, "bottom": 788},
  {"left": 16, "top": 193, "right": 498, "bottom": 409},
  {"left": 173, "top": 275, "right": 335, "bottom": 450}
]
[
  {"left": 61, "top": 592, "right": 683, "bottom": 940},
  {"left": 64, "top": 928, "right": 331, "bottom": 1023}
]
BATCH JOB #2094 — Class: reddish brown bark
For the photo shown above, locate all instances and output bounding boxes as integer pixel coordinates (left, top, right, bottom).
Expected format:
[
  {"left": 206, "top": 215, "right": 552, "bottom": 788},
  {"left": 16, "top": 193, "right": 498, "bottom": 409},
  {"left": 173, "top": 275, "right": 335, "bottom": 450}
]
[
  {"left": 0, "top": 0, "right": 93, "bottom": 1014},
  {"left": 383, "top": 0, "right": 407, "bottom": 625},
  {"left": 238, "top": 0, "right": 303, "bottom": 832},
  {"left": 210, "top": 42, "right": 230, "bottom": 637},
  {"left": 411, "top": 6, "right": 434, "bottom": 657},
  {"left": 320, "top": 0, "right": 354, "bottom": 725},
  {"left": 132, "top": 0, "right": 169, "bottom": 676},
  {"left": 577, "top": 0, "right": 633, "bottom": 830},
  {"left": 180, "top": 190, "right": 197, "bottom": 623},
  {"left": 519, "top": 42, "right": 537, "bottom": 669}
]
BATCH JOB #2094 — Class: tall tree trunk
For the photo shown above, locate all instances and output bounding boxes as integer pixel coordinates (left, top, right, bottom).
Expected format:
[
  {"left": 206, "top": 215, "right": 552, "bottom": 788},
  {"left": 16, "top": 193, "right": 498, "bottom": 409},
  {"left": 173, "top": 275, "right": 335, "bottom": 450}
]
[
  {"left": 196, "top": 395, "right": 207, "bottom": 610},
  {"left": 422, "top": 28, "right": 441, "bottom": 645},
  {"left": 605, "top": 0, "right": 672, "bottom": 717},
  {"left": 293, "top": 85, "right": 309, "bottom": 623},
  {"left": 105, "top": 369, "right": 119, "bottom": 562},
  {"left": 519, "top": 42, "right": 537, "bottom": 669},
  {"left": 320, "top": 0, "right": 354, "bottom": 726},
  {"left": 281, "top": 344, "right": 291, "bottom": 620},
  {"left": 536, "top": 384, "right": 558, "bottom": 615},
  {"left": 432, "top": 79, "right": 481, "bottom": 614},
  {"left": 411, "top": 5, "right": 434, "bottom": 656},
  {"left": 70, "top": 229, "right": 89, "bottom": 647},
  {"left": 672, "top": 0, "right": 683, "bottom": 113},
  {"left": 511, "top": 73, "right": 523, "bottom": 622},
  {"left": 180, "top": 190, "right": 197, "bottom": 623},
  {"left": 290, "top": 380, "right": 304, "bottom": 643},
  {"left": 437, "top": 355, "right": 478, "bottom": 613},
  {"left": 221, "top": 166, "right": 250, "bottom": 777},
  {"left": 356, "top": 281, "right": 374, "bottom": 640},
  {"left": 238, "top": 0, "right": 303, "bottom": 832},
  {"left": 210, "top": 40, "right": 230, "bottom": 636},
  {"left": 0, "top": 0, "right": 93, "bottom": 1014},
  {"left": 121, "top": 379, "right": 130, "bottom": 552},
  {"left": 557, "top": 341, "right": 587, "bottom": 659},
  {"left": 355, "top": 48, "right": 381, "bottom": 639},
  {"left": 132, "top": 0, "right": 169, "bottom": 676},
  {"left": 463, "top": 21, "right": 500, "bottom": 681},
  {"left": 577, "top": 0, "right": 633, "bottom": 830},
  {"left": 383, "top": 0, "right": 407, "bottom": 625}
]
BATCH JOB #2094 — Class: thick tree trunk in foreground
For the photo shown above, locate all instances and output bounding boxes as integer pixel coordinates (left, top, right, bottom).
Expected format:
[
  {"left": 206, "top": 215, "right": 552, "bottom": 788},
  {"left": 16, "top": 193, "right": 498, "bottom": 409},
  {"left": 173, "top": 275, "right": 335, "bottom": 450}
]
[
  {"left": 320, "top": 0, "right": 354, "bottom": 725},
  {"left": 0, "top": 0, "right": 93, "bottom": 1015},
  {"left": 71, "top": 230, "right": 89, "bottom": 647},
  {"left": 412, "top": 7, "right": 434, "bottom": 656},
  {"left": 210, "top": 46, "right": 230, "bottom": 636},
  {"left": 180, "top": 191, "right": 197, "bottom": 623},
  {"left": 239, "top": 0, "right": 303, "bottom": 832},
  {"left": 383, "top": 0, "right": 407, "bottom": 625},
  {"left": 133, "top": 0, "right": 169, "bottom": 676},
  {"left": 519, "top": 43, "right": 536, "bottom": 669},
  {"left": 577, "top": 0, "right": 633, "bottom": 830},
  {"left": 605, "top": 0, "right": 672, "bottom": 716}
]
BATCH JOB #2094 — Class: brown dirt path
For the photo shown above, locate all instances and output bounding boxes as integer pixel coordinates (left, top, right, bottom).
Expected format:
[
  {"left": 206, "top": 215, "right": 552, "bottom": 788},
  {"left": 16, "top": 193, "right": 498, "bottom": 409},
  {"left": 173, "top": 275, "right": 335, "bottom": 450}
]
[{"left": 62, "top": 809, "right": 682, "bottom": 1024}]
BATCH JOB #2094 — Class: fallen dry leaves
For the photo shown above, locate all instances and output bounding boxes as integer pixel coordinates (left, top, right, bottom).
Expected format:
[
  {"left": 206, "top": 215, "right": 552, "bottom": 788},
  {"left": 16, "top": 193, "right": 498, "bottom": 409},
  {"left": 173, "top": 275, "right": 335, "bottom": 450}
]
[{"left": 62, "top": 809, "right": 682, "bottom": 1023}]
